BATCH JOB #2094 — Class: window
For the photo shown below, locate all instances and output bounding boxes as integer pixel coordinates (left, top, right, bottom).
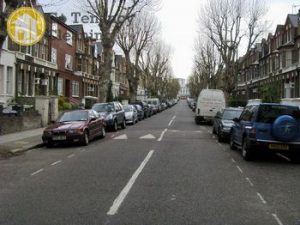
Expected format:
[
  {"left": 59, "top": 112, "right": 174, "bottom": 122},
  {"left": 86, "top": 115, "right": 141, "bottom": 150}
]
[
  {"left": 240, "top": 106, "right": 255, "bottom": 122},
  {"left": 6, "top": 67, "right": 13, "bottom": 95},
  {"left": 52, "top": 22, "right": 58, "bottom": 37},
  {"left": 66, "top": 31, "right": 73, "bottom": 46},
  {"left": 72, "top": 81, "right": 79, "bottom": 97},
  {"left": 57, "top": 78, "right": 64, "bottom": 96},
  {"left": 51, "top": 48, "right": 57, "bottom": 64},
  {"left": 65, "top": 54, "right": 73, "bottom": 70}
]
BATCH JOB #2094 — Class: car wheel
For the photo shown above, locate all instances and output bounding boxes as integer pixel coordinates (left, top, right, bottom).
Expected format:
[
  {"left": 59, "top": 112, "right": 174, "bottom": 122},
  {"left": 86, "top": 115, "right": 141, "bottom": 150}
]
[
  {"left": 229, "top": 135, "right": 236, "bottom": 150},
  {"left": 113, "top": 120, "right": 118, "bottom": 131},
  {"left": 82, "top": 130, "right": 89, "bottom": 146},
  {"left": 121, "top": 119, "right": 126, "bottom": 129},
  {"left": 290, "top": 152, "right": 300, "bottom": 164},
  {"left": 242, "top": 138, "right": 254, "bottom": 161},
  {"left": 100, "top": 126, "right": 106, "bottom": 138},
  {"left": 212, "top": 126, "right": 216, "bottom": 134},
  {"left": 217, "top": 130, "right": 223, "bottom": 142},
  {"left": 46, "top": 142, "right": 53, "bottom": 148}
]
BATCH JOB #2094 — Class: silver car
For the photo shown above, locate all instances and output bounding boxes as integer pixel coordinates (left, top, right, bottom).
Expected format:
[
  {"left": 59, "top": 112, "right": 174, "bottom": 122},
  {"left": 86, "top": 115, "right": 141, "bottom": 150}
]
[{"left": 123, "top": 105, "right": 138, "bottom": 124}]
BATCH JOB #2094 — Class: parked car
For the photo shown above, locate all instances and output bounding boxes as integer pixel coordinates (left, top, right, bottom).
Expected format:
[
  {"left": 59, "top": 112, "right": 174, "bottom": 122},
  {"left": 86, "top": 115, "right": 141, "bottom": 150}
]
[
  {"left": 212, "top": 107, "right": 243, "bottom": 142},
  {"left": 92, "top": 102, "right": 126, "bottom": 131},
  {"left": 42, "top": 109, "right": 105, "bottom": 147},
  {"left": 195, "top": 89, "right": 226, "bottom": 124},
  {"left": 134, "top": 104, "right": 145, "bottom": 121},
  {"left": 124, "top": 104, "right": 138, "bottom": 124},
  {"left": 230, "top": 103, "right": 300, "bottom": 163},
  {"left": 133, "top": 101, "right": 150, "bottom": 118},
  {"left": 146, "top": 98, "right": 161, "bottom": 113}
]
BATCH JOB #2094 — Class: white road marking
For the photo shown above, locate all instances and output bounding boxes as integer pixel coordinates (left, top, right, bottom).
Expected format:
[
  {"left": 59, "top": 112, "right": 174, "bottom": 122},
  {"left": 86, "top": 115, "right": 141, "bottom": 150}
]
[
  {"left": 231, "top": 158, "right": 236, "bottom": 163},
  {"left": 139, "top": 134, "right": 156, "bottom": 139},
  {"left": 272, "top": 214, "right": 284, "bottom": 225},
  {"left": 51, "top": 160, "right": 62, "bottom": 166},
  {"left": 257, "top": 192, "right": 267, "bottom": 204},
  {"left": 276, "top": 153, "right": 291, "bottom": 162},
  {"left": 157, "top": 129, "right": 168, "bottom": 142},
  {"left": 113, "top": 134, "right": 128, "bottom": 140},
  {"left": 236, "top": 166, "right": 243, "bottom": 173},
  {"left": 212, "top": 136, "right": 216, "bottom": 139},
  {"left": 172, "top": 116, "right": 176, "bottom": 120},
  {"left": 67, "top": 154, "right": 75, "bottom": 158},
  {"left": 107, "top": 150, "right": 155, "bottom": 215},
  {"left": 168, "top": 120, "right": 174, "bottom": 126},
  {"left": 218, "top": 143, "right": 222, "bottom": 147},
  {"left": 31, "top": 169, "right": 44, "bottom": 176},
  {"left": 80, "top": 149, "right": 86, "bottom": 152},
  {"left": 245, "top": 177, "right": 254, "bottom": 187}
]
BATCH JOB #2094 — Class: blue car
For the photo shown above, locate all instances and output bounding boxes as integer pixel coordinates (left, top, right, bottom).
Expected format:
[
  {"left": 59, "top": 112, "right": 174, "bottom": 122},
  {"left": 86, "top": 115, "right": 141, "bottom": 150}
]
[{"left": 230, "top": 103, "right": 300, "bottom": 163}]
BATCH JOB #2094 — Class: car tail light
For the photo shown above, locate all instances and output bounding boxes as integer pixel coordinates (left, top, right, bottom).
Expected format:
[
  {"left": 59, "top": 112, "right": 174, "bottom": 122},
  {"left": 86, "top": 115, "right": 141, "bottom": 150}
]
[{"left": 249, "top": 127, "right": 256, "bottom": 138}]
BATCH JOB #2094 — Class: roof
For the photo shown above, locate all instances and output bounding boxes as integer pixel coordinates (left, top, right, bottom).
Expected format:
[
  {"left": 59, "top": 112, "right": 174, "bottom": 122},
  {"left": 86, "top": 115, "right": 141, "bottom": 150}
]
[
  {"left": 288, "top": 14, "right": 299, "bottom": 27},
  {"left": 68, "top": 24, "right": 84, "bottom": 33}
]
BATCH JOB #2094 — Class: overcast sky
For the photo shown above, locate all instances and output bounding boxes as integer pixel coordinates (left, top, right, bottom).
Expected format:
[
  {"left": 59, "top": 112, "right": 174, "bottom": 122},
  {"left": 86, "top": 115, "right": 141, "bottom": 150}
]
[{"left": 39, "top": 0, "right": 300, "bottom": 80}]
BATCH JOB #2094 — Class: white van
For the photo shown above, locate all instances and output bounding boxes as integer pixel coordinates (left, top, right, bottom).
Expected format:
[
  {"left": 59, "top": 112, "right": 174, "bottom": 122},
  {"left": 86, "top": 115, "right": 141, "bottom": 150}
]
[{"left": 195, "top": 89, "right": 226, "bottom": 124}]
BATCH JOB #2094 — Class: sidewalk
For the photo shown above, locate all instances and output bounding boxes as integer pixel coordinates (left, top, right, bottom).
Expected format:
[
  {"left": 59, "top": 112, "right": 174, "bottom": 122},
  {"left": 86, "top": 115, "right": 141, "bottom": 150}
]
[{"left": 0, "top": 128, "right": 44, "bottom": 158}]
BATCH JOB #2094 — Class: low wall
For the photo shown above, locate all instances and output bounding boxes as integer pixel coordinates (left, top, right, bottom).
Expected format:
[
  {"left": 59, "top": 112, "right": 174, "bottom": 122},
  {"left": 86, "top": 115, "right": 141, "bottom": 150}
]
[{"left": 0, "top": 111, "right": 42, "bottom": 135}]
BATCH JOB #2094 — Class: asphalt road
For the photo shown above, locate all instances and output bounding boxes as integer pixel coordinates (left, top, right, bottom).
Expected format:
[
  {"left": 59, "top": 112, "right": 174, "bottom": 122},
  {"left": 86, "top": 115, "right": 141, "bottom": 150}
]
[{"left": 0, "top": 100, "right": 300, "bottom": 225}]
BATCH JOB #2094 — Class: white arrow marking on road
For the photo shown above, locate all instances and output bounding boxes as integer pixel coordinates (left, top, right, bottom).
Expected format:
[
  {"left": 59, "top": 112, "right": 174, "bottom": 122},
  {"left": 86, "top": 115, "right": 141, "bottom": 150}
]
[
  {"left": 139, "top": 134, "right": 156, "bottom": 139},
  {"left": 113, "top": 134, "right": 128, "bottom": 140}
]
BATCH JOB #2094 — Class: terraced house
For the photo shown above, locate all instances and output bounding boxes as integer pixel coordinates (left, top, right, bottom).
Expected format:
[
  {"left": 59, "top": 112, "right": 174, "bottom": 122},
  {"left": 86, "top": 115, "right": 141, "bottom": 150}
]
[{"left": 237, "top": 11, "right": 300, "bottom": 101}]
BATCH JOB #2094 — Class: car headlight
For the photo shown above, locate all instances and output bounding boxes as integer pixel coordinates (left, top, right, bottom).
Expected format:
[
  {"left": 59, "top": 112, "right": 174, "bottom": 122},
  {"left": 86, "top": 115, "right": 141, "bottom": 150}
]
[
  {"left": 106, "top": 114, "right": 113, "bottom": 120},
  {"left": 68, "top": 129, "right": 82, "bottom": 134}
]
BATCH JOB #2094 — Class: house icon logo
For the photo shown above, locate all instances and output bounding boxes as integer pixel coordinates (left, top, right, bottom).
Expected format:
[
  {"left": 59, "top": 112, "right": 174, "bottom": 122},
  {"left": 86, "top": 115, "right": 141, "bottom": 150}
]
[{"left": 7, "top": 7, "right": 45, "bottom": 46}]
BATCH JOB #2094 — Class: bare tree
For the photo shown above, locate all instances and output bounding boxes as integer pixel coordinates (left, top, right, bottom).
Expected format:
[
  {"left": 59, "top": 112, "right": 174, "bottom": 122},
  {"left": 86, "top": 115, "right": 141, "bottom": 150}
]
[
  {"left": 116, "top": 11, "right": 158, "bottom": 102},
  {"left": 199, "top": 0, "right": 267, "bottom": 95},
  {"left": 85, "top": 0, "right": 157, "bottom": 102}
]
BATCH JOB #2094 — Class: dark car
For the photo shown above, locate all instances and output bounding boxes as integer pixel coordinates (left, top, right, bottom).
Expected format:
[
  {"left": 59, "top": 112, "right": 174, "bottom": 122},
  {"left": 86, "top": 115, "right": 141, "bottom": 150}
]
[
  {"left": 134, "top": 104, "right": 145, "bottom": 120},
  {"left": 230, "top": 103, "right": 300, "bottom": 163},
  {"left": 133, "top": 101, "right": 150, "bottom": 118},
  {"left": 42, "top": 109, "right": 105, "bottom": 147},
  {"left": 92, "top": 101, "right": 126, "bottom": 131},
  {"left": 212, "top": 107, "right": 243, "bottom": 142}
]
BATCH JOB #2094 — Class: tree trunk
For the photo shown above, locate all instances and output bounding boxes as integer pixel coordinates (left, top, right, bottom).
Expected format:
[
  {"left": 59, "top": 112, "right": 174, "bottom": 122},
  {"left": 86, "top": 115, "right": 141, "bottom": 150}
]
[{"left": 100, "top": 36, "right": 114, "bottom": 102}]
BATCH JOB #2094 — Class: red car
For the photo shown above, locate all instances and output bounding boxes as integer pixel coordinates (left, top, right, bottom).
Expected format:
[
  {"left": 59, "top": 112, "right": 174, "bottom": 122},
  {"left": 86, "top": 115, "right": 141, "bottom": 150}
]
[{"left": 42, "top": 110, "right": 106, "bottom": 147}]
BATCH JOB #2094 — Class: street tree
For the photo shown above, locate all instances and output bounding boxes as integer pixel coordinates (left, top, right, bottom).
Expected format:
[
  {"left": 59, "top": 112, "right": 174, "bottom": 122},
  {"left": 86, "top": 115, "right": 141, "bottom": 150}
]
[
  {"left": 85, "top": 0, "right": 157, "bottom": 102},
  {"left": 116, "top": 11, "right": 159, "bottom": 102},
  {"left": 199, "top": 0, "right": 267, "bottom": 95}
]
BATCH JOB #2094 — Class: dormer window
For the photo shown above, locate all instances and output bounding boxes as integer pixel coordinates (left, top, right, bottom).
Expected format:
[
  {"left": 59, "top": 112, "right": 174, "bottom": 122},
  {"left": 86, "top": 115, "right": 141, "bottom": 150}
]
[{"left": 52, "top": 22, "right": 58, "bottom": 37}]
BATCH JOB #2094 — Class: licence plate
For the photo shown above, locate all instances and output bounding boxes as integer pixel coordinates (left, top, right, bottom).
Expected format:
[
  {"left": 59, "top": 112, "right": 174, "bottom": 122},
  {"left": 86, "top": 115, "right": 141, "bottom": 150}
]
[
  {"left": 52, "top": 135, "right": 66, "bottom": 141},
  {"left": 269, "top": 144, "right": 289, "bottom": 150}
]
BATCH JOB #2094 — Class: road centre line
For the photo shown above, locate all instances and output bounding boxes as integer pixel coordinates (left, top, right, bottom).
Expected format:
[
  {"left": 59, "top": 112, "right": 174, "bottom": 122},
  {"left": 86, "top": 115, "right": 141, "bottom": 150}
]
[
  {"left": 157, "top": 129, "right": 168, "bottom": 142},
  {"left": 257, "top": 192, "right": 267, "bottom": 204},
  {"left": 31, "top": 169, "right": 44, "bottom": 176},
  {"left": 245, "top": 177, "right": 254, "bottom": 187},
  {"left": 107, "top": 150, "right": 155, "bottom": 216},
  {"left": 236, "top": 166, "right": 243, "bottom": 173},
  {"left": 67, "top": 154, "right": 75, "bottom": 158},
  {"left": 80, "top": 149, "right": 86, "bottom": 152},
  {"left": 168, "top": 120, "right": 174, "bottom": 127},
  {"left": 272, "top": 214, "right": 284, "bottom": 225},
  {"left": 231, "top": 158, "right": 236, "bottom": 163},
  {"left": 172, "top": 116, "right": 176, "bottom": 120},
  {"left": 51, "top": 160, "right": 62, "bottom": 166}
]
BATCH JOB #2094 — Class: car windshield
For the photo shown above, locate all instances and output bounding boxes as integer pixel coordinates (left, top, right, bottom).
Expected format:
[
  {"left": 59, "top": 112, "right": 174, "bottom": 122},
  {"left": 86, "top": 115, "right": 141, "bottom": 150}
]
[
  {"left": 92, "top": 104, "right": 109, "bottom": 112},
  {"left": 124, "top": 106, "right": 132, "bottom": 112},
  {"left": 222, "top": 110, "right": 243, "bottom": 120},
  {"left": 257, "top": 105, "right": 300, "bottom": 123},
  {"left": 58, "top": 111, "right": 88, "bottom": 122}
]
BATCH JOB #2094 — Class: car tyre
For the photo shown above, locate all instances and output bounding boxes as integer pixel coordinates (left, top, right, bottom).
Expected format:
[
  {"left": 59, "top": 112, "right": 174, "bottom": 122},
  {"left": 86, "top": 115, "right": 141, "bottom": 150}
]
[
  {"left": 212, "top": 126, "right": 216, "bottom": 134},
  {"left": 229, "top": 134, "right": 236, "bottom": 150},
  {"left": 113, "top": 120, "right": 118, "bottom": 131},
  {"left": 100, "top": 126, "right": 106, "bottom": 138},
  {"left": 290, "top": 152, "right": 300, "bottom": 164},
  {"left": 82, "top": 130, "right": 89, "bottom": 146},
  {"left": 121, "top": 119, "right": 126, "bottom": 129},
  {"left": 217, "top": 128, "right": 223, "bottom": 142},
  {"left": 46, "top": 142, "right": 53, "bottom": 148},
  {"left": 242, "top": 138, "right": 254, "bottom": 161}
]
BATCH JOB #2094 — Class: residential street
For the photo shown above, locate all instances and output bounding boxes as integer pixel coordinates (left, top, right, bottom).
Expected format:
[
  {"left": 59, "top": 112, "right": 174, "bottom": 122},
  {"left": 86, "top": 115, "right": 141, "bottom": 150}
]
[{"left": 0, "top": 101, "right": 299, "bottom": 225}]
